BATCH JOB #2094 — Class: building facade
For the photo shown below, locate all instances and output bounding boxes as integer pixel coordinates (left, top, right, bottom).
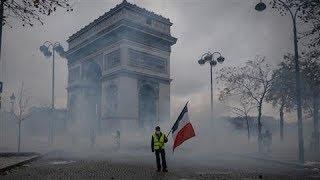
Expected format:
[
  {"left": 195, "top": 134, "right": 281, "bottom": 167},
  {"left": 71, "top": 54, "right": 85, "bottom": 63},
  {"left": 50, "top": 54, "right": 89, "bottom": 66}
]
[{"left": 66, "top": 0, "right": 177, "bottom": 135}]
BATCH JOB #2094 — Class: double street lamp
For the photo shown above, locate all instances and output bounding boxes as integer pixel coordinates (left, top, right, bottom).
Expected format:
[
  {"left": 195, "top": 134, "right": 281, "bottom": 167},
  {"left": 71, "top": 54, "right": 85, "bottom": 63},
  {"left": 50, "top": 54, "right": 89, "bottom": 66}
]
[
  {"left": 254, "top": 0, "right": 318, "bottom": 163},
  {"left": 198, "top": 51, "right": 225, "bottom": 128},
  {"left": 39, "top": 41, "right": 66, "bottom": 110},
  {"left": 39, "top": 41, "right": 66, "bottom": 144}
]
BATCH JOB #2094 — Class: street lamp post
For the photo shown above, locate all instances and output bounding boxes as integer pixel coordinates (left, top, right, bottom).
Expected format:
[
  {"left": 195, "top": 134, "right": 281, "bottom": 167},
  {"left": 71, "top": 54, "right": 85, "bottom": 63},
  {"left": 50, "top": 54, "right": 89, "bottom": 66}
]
[
  {"left": 9, "top": 93, "right": 15, "bottom": 113},
  {"left": 198, "top": 51, "right": 225, "bottom": 129},
  {"left": 254, "top": 0, "right": 317, "bottom": 163},
  {"left": 39, "top": 41, "right": 65, "bottom": 144},
  {"left": 8, "top": 92, "right": 15, "bottom": 148}
]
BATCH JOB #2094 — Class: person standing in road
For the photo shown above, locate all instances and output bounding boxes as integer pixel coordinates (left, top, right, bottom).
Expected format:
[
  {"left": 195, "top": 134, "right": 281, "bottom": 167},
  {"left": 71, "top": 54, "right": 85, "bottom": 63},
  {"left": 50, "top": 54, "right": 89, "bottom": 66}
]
[
  {"left": 265, "top": 130, "right": 272, "bottom": 153},
  {"left": 151, "top": 126, "right": 168, "bottom": 172}
]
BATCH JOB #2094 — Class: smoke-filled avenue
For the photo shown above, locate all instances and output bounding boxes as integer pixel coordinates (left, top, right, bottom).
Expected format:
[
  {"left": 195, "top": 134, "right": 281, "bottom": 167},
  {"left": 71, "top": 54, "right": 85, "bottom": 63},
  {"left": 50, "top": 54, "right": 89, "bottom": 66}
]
[{"left": 0, "top": 0, "right": 320, "bottom": 179}]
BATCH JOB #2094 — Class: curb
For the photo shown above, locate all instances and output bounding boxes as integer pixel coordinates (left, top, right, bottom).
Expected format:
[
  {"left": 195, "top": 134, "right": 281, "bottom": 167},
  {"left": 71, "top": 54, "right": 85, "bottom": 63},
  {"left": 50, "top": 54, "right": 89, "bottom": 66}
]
[
  {"left": 0, "top": 152, "right": 40, "bottom": 157},
  {"left": 0, "top": 153, "right": 42, "bottom": 173},
  {"left": 231, "top": 153, "right": 316, "bottom": 169},
  {"left": 240, "top": 154, "right": 306, "bottom": 168}
]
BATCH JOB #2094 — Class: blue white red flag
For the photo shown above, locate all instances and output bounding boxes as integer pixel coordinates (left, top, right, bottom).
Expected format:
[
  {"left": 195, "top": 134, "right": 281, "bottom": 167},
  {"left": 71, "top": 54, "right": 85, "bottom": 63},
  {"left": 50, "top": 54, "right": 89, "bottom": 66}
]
[{"left": 171, "top": 102, "right": 195, "bottom": 151}]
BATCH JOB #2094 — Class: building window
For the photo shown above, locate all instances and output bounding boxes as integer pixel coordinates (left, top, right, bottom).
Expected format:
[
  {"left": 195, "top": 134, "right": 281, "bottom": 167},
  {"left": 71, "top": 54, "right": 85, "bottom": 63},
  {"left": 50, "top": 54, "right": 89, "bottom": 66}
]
[
  {"left": 104, "top": 50, "right": 120, "bottom": 70},
  {"left": 128, "top": 49, "right": 167, "bottom": 73}
]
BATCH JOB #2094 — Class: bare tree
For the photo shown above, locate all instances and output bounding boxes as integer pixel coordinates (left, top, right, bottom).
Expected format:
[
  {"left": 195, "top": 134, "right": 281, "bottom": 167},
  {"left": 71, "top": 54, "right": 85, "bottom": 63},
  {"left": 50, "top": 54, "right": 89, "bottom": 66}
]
[
  {"left": 301, "top": 50, "right": 320, "bottom": 151},
  {"left": 270, "top": 0, "right": 320, "bottom": 48},
  {"left": 220, "top": 95, "right": 255, "bottom": 141},
  {"left": 2, "top": 0, "right": 73, "bottom": 27},
  {"left": 11, "top": 82, "right": 30, "bottom": 152},
  {"left": 0, "top": 0, "right": 73, "bottom": 67},
  {"left": 270, "top": 51, "right": 320, "bottom": 150},
  {"left": 298, "top": 1, "right": 320, "bottom": 48},
  {"left": 266, "top": 54, "right": 296, "bottom": 141},
  {"left": 217, "top": 56, "right": 274, "bottom": 152}
]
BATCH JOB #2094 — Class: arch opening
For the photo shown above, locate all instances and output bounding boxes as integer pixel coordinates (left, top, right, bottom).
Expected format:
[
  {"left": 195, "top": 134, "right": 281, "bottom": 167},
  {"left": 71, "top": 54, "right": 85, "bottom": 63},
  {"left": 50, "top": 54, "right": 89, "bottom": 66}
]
[{"left": 139, "top": 84, "right": 157, "bottom": 130}]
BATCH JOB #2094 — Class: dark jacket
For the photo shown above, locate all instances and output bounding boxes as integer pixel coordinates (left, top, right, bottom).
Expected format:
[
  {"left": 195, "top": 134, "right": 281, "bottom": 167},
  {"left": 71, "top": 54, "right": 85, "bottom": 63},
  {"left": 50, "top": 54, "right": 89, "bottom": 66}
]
[{"left": 151, "top": 132, "right": 168, "bottom": 152}]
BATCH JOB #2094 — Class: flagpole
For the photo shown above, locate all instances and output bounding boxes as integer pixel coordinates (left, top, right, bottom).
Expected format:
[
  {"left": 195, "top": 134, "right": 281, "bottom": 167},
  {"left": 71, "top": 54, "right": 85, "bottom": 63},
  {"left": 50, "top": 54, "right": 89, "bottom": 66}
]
[{"left": 166, "top": 101, "right": 189, "bottom": 137}]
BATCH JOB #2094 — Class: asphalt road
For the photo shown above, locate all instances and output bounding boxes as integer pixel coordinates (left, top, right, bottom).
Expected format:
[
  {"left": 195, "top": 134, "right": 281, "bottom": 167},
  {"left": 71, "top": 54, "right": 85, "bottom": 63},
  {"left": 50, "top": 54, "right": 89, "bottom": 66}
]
[{"left": 1, "top": 149, "right": 320, "bottom": 180}]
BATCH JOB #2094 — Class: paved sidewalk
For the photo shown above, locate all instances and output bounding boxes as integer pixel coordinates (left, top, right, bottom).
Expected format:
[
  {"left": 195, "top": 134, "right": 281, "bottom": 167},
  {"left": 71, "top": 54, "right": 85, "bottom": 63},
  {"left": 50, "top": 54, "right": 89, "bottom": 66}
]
[{"left": 0, "top": 152, "right": 41, "bottom": 173}]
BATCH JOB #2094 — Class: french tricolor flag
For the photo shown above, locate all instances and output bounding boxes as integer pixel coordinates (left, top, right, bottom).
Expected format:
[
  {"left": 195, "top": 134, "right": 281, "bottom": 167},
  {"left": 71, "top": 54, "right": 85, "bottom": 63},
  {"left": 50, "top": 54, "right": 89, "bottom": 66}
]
[{"left": 171, "top": 102, "right": 196, "bottom": 151}]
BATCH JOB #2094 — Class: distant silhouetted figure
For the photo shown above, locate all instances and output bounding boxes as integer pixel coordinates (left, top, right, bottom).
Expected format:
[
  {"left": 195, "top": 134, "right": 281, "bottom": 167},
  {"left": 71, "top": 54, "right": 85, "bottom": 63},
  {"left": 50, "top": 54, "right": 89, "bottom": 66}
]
[
  {"left": 115, "top": 130, "right": 120, "bottom": 150},
  {"left": 310, "top": 132, "right": 316, "bottom": 152},
  {"left": 263, "top": 130, "right": 272, "bottom": 153},
  {"left": 90, "top": 128, "right": 96, "bottom": 148},
  {"left": 151, "top": 126, "right": 168, "bottom": 172}
]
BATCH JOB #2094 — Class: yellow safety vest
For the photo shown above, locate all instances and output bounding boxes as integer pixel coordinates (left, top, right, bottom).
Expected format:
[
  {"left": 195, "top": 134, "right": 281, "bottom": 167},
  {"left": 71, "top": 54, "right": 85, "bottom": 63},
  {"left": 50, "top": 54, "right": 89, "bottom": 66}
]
[{"left": 152, "top": 133, "right": 165, "bottom": 150}]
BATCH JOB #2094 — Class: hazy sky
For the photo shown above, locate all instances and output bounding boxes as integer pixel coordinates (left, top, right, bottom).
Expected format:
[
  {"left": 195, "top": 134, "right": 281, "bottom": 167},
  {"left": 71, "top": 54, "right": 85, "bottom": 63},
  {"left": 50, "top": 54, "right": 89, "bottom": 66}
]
[{"left": 0, "top": 0, "right": 298, "bottom": 120}]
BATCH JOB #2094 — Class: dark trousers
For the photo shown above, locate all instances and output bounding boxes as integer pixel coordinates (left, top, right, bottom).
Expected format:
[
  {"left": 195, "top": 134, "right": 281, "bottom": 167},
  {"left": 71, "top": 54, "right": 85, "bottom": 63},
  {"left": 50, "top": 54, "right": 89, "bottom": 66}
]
[{"left": 155, "top": 149, "right": 167, "bottom": 170}]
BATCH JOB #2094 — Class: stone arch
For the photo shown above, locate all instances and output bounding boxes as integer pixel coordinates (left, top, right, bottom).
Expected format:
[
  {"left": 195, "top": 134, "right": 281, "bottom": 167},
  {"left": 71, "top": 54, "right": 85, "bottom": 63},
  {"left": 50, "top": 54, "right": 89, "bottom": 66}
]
[
  {"left": 81, "top": 61, "right": 102, "bottom": 134},
  {"left": 138, "top": 83, "right": 158, "bottom": 129},
  {"left": 106, "top": 83, "right": 118, "bottom": 116},
  {"left": 83, "top": 62, "right": 102, "bottom": 82}
]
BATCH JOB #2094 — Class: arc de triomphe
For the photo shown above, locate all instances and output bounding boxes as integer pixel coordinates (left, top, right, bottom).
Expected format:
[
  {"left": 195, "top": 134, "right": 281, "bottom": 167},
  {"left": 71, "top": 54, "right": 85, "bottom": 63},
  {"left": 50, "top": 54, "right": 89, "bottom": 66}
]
[{"left": 65, "top": 0, "right": 177, "bottom": 135}]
